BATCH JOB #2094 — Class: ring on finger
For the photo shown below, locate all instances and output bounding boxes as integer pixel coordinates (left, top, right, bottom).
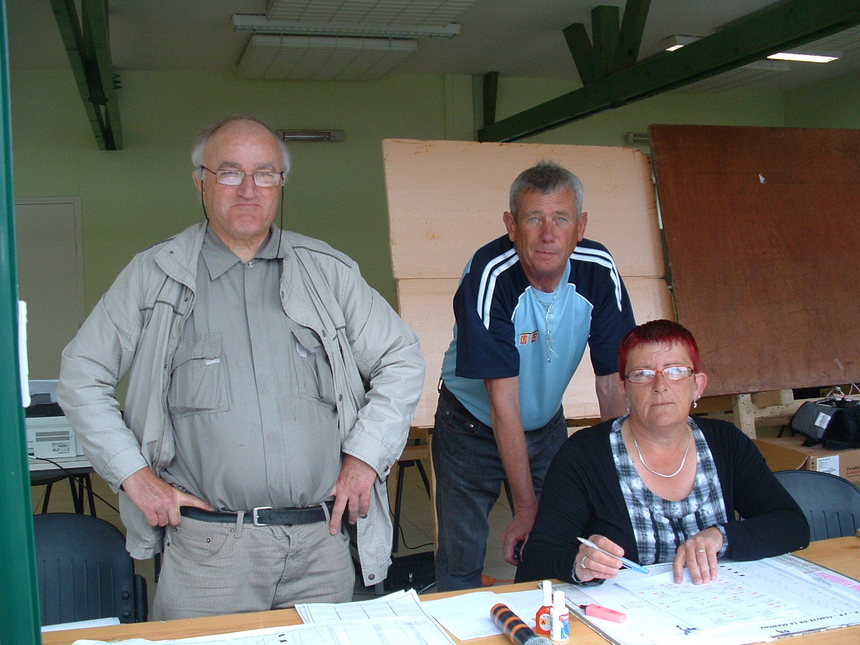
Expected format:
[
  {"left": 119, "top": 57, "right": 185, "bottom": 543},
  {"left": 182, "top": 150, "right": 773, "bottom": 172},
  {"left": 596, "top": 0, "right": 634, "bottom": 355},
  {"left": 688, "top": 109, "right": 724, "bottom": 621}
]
[
  {"left": 581, "top": 556, "right": 589, "bottom": 569},
  {"left": 696, "top": 549, "right": 706, "bottom": 554}
]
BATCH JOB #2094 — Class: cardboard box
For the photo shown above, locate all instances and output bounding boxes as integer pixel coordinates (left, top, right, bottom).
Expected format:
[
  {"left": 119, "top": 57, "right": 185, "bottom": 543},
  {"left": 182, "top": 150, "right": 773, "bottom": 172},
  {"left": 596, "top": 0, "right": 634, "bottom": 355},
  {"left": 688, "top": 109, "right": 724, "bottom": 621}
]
[{"left": 754, "top": 436, "right": 860, "bottom": 485}]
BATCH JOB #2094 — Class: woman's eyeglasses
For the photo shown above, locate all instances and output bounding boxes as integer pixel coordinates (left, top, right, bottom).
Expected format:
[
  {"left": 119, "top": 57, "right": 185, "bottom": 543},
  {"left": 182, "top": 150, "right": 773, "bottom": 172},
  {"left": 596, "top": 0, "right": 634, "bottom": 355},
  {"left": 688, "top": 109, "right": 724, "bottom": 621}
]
[{"left": 624, "top": 366, "right": 694, "bottom": 383}]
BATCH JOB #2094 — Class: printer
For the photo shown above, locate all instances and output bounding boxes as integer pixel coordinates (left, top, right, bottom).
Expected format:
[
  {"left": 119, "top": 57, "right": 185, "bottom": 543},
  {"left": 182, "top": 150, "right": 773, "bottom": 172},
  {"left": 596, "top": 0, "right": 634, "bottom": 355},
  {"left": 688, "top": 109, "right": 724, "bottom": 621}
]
[{"left": 25, "top": 379, "right": 84, "bottom": 460}]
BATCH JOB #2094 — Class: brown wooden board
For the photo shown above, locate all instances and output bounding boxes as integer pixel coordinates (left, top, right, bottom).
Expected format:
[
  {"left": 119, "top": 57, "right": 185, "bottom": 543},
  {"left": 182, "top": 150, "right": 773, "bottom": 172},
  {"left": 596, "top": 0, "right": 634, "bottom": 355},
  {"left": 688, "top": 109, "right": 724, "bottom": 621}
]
[{"left": 650, "top": 124, "right": 860, "bottom": 396}]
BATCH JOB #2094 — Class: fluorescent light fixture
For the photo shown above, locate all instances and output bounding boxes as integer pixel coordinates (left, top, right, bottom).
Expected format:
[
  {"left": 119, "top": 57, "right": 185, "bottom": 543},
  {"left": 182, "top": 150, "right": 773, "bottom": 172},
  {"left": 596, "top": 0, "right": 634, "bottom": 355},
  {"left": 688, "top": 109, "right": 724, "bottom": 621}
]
[
  {"left": 233, "top": 14, "right": 460, "bottom": 39},
  {"left": 767, "top": 52, "right": 839, "bottom": 63},
  {"left": 237, "top": 35, "right": 417, "bottom": 81},
  {"left": 662, "top": 35, "right": 700, "bottom": 51},
  {"left": 278, "top": 129, "right": 345, "bottom": 143}
]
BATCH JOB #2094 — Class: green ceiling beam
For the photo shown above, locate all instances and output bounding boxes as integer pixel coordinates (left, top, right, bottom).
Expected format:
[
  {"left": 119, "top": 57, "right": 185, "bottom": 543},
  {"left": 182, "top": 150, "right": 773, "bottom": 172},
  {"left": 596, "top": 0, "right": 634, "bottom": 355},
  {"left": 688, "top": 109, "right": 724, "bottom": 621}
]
[
  {"left": 563, "top": 22, "right": 595, "bottom": 86},
  {"left": 592, "top": 6, "right": 619, "bottom": 79},
  {"left": 50, "top": 0, "right": 122, "bottom": 150},
  {"left": 482, "top": 71, "right": 499, "bottom": 127},
  {"left": 564, "top": 1, "right": 651, "bottom": 86},
  {"left": 479, "top": 0, "right": 860, "bottom": 142},
  {"left": 612, "top": 0, "right": 651, "bottom": 73}
]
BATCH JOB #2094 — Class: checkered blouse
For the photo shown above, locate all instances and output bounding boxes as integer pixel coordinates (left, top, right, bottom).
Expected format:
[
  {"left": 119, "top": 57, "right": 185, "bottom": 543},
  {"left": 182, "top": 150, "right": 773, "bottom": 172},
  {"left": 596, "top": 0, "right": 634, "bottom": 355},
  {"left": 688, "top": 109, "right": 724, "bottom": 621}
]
[{"left": 610, "top": 416, "right": 729, "bottom": 565}]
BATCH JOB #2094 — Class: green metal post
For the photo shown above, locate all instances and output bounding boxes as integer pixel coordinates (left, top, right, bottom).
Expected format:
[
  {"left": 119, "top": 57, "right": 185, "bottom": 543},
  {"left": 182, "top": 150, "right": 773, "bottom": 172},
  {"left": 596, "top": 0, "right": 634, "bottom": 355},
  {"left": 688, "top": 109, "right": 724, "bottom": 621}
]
[{"left": 0, "top": 0, "right": 43, "bottom": 642}]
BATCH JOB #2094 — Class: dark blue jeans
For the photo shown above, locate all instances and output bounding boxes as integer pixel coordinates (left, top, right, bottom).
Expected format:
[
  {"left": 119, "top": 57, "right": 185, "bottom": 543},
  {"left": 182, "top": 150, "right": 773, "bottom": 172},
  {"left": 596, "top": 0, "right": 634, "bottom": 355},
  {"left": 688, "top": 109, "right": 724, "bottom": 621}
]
[{"left": 432, "top": 384, "right": 567, "bottom": 591}]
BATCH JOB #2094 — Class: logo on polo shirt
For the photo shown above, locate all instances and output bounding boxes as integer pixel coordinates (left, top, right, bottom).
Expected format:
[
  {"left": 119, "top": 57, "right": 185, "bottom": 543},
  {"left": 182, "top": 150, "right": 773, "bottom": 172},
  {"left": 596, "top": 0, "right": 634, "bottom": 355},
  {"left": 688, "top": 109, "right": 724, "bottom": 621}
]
[{"left": 519, "top": 330, "right": 539, "bottom": 345}]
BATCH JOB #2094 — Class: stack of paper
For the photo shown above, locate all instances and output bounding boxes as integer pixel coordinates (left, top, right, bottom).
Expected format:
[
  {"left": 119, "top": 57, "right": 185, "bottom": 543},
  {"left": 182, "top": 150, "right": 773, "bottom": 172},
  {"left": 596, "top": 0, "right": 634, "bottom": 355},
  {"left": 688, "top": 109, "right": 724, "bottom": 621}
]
[{"left": 561, "top": 554, "right": 860, "bottom": 645}]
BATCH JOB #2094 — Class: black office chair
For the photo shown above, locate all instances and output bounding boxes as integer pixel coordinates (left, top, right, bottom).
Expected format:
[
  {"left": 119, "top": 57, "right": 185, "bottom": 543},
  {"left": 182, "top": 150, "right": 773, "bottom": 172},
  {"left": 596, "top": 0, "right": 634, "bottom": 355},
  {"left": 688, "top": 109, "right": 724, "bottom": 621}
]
[
  {"left": 773, "top": 470, "right": 860, "bottom": 541},
  {"left": 33, "top": 513, "right": 148, "bottom": 625}
]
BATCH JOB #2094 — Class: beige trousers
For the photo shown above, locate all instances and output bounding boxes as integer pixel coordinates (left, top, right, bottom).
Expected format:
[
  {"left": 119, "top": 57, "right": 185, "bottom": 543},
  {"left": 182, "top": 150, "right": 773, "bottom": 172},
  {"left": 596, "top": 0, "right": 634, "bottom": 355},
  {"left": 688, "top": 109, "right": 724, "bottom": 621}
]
[{"left": 151, "top": 515, "right": 354, "bottom": 620}]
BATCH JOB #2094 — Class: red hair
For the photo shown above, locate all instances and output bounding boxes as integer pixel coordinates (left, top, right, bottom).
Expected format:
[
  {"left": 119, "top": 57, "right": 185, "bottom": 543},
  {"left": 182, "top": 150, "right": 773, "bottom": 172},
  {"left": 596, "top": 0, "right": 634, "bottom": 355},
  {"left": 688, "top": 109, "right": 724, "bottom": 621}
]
[{"left": 618, "top": 319, "right": 701, "bottom": 376}]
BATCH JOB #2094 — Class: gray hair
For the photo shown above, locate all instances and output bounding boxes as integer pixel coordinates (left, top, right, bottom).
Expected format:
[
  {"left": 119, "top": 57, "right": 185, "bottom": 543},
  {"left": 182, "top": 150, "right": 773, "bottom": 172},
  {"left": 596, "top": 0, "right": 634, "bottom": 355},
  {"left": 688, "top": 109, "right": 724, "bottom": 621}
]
[
  {"left": 191, "top": 115, "right": 291, "bottom": 178},
  {"left": 509, "top": 161, "right": 584, "bottom": 219}
]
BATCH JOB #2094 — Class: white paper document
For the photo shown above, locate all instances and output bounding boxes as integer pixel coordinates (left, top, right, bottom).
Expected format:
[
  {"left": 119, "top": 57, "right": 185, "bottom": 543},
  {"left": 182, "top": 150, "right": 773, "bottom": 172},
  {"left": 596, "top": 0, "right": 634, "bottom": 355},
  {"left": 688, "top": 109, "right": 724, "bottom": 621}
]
[
  {"left": 73, "top": 616, "right": 453, "bottom": 645},
  {"left": 296, "top": 588, "right": 428, "bottom": 623},
  {"left": 421, "top": 588, "right": 545, "bottom": 640},
  {"left": 560, "top": 553, "right": 860, "bottom": 645},
  {"left": 43, "top": 617, "right": 120, "bottom": 632},
  {"left": 73, "top": 591, "right": 457, "bottom": 645},
  {"left": 297, "top": 589, "right": 456, "bottom": 644}
]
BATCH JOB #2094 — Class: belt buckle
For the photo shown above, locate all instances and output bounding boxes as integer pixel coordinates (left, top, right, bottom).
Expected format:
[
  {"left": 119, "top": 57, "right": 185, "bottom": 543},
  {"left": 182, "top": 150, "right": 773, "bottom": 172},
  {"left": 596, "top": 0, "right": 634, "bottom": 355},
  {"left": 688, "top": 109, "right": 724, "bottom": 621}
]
[{"left": 251, "top": 506, "right": 273, "bottom": 526}]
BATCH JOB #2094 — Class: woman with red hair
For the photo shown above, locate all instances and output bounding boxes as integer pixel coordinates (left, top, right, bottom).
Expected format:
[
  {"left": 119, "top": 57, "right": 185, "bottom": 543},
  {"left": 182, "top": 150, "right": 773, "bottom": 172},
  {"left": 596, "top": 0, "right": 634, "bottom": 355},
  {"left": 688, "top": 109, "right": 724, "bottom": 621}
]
[{"left": 516, "top": 319, "right": 808, "bottom": 585}]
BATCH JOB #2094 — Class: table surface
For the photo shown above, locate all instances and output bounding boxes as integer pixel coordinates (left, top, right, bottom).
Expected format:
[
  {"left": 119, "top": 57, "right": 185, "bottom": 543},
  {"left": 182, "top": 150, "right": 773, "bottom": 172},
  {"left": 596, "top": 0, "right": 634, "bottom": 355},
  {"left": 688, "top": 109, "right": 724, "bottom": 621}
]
[
  {"left": 42, "top": 536, "right": 860, "bottom": 645},
  {"left": 29, "top": 455, "right": 93, "bottom": 473}
]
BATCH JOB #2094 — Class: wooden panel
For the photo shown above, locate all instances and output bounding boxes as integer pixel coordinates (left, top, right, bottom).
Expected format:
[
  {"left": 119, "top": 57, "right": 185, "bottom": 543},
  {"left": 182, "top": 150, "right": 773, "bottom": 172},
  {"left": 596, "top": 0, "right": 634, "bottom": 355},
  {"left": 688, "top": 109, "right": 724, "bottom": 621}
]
[
  {"left": 562, "top": 277, "right": 675, "bottom": 420},
  {"left": 397, "top": 278, "right": 459, "bottom": 428},
  {"left": 650, "top": 125, "right": 860, "bottom": 397},
  {"left": 386, "top": 139, "right": 669, "bottom": 427},
  {"left": 383, "top": 139, "right": 661, "bottom": 280},
  {"left": 398, "top": 276, "right": 673, "bottom": 428}
]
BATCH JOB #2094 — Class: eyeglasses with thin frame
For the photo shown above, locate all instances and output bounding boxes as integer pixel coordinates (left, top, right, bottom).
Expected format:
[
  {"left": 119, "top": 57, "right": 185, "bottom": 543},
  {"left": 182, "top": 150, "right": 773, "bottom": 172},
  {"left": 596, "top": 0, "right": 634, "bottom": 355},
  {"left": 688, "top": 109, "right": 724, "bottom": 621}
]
[
  {"left": 200, "top": 166, "right": 284, "bottom": 188},
  {"left": 625, "top": 365, "right": 695, "bottom": 383}
]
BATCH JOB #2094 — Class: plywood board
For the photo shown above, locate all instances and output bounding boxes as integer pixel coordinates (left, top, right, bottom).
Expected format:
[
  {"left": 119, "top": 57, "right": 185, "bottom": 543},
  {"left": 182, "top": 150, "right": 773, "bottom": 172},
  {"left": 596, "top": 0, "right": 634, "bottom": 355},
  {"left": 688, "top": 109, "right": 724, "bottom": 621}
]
[
  {"left": 383, "top": 139, "right": 661, "bottom": 280},
  {"left": 386, "top": 139, "right": 668, "bottom": 427},
  {"left": 650, "top": 124, "right": 860, "bottom": 396}
]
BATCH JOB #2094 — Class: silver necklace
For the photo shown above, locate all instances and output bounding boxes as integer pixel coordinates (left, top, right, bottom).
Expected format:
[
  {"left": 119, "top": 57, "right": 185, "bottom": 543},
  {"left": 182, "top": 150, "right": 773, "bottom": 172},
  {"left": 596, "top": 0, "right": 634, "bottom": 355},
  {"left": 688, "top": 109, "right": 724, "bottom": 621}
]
[
  {"left": 535, "top": 287, "right": 560, "bottom": 363},
  {"left": 632, "top": 430, "right": 692, "bottom": 478}
]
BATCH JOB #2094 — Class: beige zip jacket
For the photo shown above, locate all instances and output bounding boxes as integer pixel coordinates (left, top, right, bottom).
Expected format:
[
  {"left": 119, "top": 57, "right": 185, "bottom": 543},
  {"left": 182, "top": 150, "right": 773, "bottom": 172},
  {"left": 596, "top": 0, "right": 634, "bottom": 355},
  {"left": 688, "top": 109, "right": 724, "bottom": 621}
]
[{"left": 58, "top": 222, "right": 425, "bottom": 586}]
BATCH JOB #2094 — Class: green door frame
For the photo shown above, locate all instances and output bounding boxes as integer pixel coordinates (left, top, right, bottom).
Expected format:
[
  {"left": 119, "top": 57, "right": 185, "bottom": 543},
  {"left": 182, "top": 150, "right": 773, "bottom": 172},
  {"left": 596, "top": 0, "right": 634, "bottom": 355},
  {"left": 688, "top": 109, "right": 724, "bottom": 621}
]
[{"left": 0, "top": 0, "right": 43, "bottom": 642}]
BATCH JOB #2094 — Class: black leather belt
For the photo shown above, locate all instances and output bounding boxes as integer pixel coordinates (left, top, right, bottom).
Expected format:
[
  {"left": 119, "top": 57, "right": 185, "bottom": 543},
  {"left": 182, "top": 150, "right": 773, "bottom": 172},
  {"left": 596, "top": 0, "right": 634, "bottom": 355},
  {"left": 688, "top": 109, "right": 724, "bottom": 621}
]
[{"left": 181, "top": 501, "right": 334, "bottom": 526}]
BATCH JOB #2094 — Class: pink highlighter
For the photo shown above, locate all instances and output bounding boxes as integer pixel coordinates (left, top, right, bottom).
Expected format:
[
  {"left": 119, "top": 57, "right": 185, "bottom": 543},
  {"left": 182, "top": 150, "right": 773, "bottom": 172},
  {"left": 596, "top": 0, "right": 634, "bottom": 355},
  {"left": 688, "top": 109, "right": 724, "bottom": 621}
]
[{"left": 578, "top": 604, "right": 627, "bottom": 623}]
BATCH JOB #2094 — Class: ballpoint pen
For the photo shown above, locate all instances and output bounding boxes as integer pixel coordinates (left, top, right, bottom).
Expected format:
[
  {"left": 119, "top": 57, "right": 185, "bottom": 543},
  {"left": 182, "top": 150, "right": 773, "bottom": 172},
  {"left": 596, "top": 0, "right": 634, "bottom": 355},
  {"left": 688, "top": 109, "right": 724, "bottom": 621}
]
[{"left": 577, "top": 536, "right": 649, "bottom": 574}]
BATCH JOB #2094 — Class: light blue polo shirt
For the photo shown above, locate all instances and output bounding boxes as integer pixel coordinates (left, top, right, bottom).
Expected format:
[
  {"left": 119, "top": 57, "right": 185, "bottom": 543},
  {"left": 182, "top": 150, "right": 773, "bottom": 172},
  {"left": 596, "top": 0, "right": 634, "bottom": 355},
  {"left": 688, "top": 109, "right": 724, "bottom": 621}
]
[{"left": 440, "top": 235, "right": 634, "bottom": 430}]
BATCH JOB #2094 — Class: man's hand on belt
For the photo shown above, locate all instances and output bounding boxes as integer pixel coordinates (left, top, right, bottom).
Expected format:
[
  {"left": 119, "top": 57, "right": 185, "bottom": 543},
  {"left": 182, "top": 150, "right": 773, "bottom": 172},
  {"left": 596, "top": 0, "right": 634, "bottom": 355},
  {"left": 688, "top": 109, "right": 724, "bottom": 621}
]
[
  {"left": 329, "top": 454, "right": 376, "bottom": 535},
  {"left": 122, "top": 466, "right": 213, "bottom": 527}
]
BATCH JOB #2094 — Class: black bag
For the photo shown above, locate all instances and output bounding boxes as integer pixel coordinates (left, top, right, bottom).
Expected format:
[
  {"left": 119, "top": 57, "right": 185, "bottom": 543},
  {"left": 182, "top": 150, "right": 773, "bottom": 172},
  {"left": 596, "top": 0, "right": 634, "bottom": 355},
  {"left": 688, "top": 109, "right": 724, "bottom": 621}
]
[{"left": 790, "top": 396, "right": 860, "bottom": 450}]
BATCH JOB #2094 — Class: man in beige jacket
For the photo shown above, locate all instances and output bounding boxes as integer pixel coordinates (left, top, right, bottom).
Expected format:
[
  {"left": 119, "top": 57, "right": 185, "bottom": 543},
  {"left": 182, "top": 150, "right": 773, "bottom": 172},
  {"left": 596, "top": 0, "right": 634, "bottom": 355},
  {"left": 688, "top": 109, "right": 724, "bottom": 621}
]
[{"left": 59, "top": 116, "right": 425, "bottom": 619}]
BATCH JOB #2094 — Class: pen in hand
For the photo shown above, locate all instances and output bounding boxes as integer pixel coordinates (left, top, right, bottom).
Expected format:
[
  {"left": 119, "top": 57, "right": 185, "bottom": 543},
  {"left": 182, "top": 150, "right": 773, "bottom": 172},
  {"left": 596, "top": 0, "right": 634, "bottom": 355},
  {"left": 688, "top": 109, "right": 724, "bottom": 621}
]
[{"left": 577, "top": 536, "right": 648, "bottom": 574}]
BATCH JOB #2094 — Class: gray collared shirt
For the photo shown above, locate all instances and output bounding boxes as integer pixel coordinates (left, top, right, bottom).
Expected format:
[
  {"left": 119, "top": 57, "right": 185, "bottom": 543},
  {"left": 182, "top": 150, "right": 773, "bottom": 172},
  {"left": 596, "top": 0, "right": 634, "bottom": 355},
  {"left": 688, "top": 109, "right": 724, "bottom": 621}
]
[{"left": 162, "top": 226, "right": 340, "bottom": 511}]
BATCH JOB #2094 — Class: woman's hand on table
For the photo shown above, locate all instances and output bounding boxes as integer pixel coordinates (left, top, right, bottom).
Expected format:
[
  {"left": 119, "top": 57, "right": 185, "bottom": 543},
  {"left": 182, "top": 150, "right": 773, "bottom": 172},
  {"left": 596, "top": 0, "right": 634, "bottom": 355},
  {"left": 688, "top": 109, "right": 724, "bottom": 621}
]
[{"left": 673, "top": 526, "right": 724, "bottom": 584}]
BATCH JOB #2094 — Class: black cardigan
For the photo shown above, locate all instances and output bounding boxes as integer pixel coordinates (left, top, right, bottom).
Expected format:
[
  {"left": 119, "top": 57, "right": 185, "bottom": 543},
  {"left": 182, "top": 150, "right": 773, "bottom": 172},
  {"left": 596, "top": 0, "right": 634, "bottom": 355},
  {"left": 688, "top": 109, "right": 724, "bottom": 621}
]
[{"left": 516, "top": 417, "right": 809, "bottom": 583}]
